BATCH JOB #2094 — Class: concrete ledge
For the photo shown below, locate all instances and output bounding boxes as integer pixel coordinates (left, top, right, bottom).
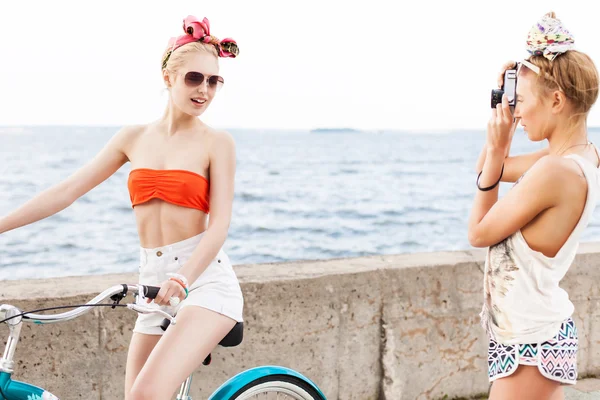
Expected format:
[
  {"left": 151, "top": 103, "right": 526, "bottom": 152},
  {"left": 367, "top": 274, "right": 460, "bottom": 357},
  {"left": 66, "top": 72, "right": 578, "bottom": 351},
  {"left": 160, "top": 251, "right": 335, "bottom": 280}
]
[
  {"left": 1, "top": 242, "right": 600, "bottom": 399},
  {"left": 565, "top": 378, "right": 600, "bottom": 399}
]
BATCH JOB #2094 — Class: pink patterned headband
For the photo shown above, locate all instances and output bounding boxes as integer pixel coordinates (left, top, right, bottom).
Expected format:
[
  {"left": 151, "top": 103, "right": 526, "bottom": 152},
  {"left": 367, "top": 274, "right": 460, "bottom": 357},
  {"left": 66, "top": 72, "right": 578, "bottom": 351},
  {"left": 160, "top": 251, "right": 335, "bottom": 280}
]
[{"left": 162, "top": 15, "right": 239, "bottom": 69}]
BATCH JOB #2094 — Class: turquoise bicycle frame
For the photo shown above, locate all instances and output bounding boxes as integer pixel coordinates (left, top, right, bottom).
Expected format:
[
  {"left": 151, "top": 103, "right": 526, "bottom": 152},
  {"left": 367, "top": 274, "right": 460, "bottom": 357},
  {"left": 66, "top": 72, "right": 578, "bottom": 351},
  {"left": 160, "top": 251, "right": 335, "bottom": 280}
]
[
  {"left": 1, "top": 367, "right": 325, "bottom": 400},
  {"left": 1, "top": 288, "right": 326, "bottom": 400},
  {"left": 208, "top": 365, "right": 327, "bottom": 400},
  {"left": 0, "top": 372, "right": 57, "bottom": 400}
]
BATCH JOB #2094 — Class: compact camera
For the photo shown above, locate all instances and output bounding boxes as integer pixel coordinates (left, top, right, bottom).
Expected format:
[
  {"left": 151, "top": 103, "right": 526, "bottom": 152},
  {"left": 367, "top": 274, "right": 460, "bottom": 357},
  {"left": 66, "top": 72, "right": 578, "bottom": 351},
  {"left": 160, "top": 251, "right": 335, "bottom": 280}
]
[{"left": 491, "top": 69, "right": 517, "bottom": 111}]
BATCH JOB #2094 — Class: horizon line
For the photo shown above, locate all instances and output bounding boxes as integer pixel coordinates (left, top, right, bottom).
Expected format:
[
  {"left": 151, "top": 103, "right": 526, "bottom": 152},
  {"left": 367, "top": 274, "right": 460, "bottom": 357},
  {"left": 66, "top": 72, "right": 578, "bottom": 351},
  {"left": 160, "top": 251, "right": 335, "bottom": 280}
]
[{"left": 1, "top": 124, "right": 599, "bottom": 133}]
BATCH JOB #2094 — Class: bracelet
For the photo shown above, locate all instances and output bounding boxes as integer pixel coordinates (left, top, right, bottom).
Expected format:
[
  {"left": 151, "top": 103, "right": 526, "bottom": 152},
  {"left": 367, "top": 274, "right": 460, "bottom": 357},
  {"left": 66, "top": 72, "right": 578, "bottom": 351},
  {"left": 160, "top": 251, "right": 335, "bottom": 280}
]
[
  {"left": 476, "top": 163, "right": 504, "bottom": 191},
  {"left": 168, "top": 277, "right": 189, "bottom": 299},
  {"left": 169, "top": 277, "right": 187, "bottom": 288},
  {"left": 167, "top": 272, "right": 189, "bottom": 288}
]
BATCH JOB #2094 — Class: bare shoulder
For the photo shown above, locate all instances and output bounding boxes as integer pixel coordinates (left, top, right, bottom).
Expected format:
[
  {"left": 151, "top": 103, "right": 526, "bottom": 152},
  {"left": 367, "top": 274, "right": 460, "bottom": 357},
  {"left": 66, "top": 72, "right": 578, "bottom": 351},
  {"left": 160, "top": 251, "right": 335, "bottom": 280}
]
[
  {"left": 109, "top": 124, "right": 148, "bottom": 154},
  {"left": 520, "top": 154, "right": 585, "bottom": 192},
  {"left": 528, "top": 155, "right": 580, "bottom": 179},
  {"left": 113, "top": 124, "right": 147, "bottom": 143},
  {"left": 205, "top": 127, "right": 236, "bottom": 155}
]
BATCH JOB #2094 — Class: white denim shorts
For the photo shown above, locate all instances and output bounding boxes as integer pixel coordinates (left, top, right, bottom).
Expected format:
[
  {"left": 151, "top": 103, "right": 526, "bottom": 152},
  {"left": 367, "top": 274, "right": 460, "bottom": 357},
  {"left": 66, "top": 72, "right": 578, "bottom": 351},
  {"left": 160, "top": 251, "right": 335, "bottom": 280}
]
[{"left": 133, "top": 232, "right": 244, "bottom": 335}]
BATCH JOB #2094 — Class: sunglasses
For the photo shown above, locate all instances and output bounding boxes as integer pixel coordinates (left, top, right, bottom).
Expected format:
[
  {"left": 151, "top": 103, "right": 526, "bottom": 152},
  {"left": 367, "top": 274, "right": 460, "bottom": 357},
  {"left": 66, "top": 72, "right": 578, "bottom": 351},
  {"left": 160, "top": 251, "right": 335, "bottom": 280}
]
[
  {"left": 184, "top": 71, "right": 225, "bottom": 91},
  {"left": 518, "top": 59, "right": 564, "bottom": 92},
  {"left": 518, "top": 59, "right": 540, "bottom": 75}
]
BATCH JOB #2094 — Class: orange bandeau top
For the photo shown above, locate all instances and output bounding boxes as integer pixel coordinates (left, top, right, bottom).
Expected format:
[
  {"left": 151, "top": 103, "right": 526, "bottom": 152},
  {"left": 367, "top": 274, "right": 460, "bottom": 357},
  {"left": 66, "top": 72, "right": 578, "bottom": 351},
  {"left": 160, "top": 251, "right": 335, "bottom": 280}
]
[{"left": 127, "top": 168, "right": 210, "bottom": 213}]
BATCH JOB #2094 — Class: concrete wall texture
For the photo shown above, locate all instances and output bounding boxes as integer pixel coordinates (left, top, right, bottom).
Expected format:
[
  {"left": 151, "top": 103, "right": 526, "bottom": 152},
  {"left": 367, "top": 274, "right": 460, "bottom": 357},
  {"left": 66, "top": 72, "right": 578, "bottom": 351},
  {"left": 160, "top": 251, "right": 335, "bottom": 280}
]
[{"left": 1, "top": 243, "right": 599, "bottom": 399}]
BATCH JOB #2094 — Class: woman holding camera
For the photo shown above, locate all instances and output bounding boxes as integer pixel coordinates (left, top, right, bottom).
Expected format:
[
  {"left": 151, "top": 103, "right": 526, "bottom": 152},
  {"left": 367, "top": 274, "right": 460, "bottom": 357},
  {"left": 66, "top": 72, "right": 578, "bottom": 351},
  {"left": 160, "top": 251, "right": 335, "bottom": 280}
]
[{"left": 468, "top": 12, "right": 599, "bottom": 399}]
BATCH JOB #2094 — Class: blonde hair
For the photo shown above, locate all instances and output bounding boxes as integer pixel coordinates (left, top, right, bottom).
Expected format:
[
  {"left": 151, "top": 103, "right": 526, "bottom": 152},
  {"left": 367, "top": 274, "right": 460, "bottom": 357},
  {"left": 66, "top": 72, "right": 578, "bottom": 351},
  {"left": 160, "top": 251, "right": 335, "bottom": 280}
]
[
  {"left": 161, "top": 41, "right": 218, "bottom": 74},
  {"left": 525, "top": 12, "right": 599, "bottom": 122}
]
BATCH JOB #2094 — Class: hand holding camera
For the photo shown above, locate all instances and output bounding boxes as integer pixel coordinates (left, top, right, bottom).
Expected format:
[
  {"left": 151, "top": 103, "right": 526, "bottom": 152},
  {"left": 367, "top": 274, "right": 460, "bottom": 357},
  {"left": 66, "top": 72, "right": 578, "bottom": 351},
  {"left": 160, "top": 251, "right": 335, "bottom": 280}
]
[
  {"left": 491, "top": 61, "right": 517, "bottom": 111},
  {"left": 488, "top": 61, "right": 520, "bottom": 156},
  {"left": 487, "top": 90, "right": 516, "bottom": 155}
]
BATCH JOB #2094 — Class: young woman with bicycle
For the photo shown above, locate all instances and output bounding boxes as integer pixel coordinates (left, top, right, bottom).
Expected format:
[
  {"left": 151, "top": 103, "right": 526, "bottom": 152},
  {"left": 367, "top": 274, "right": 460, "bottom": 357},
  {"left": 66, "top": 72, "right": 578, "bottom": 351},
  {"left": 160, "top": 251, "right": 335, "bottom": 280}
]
[{"left": 0, "top": 15, "right": 245, "bottom": 399}]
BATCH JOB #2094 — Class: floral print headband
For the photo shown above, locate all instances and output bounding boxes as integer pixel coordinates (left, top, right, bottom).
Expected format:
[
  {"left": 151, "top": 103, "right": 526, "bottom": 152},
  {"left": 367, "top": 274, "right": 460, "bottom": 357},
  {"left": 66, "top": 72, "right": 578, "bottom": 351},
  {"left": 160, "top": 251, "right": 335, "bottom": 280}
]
[
  {"left": 526, "top": 13, "right": 575, "bottom": 61},
  {"left": 162, "top": 15, "right": 239, "bottom": 69}
]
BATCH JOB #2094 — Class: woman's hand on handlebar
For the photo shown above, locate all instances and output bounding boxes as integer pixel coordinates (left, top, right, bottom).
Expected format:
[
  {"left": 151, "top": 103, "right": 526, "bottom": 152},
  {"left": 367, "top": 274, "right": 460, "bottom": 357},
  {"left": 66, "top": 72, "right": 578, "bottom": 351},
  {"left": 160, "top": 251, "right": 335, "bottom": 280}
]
[{"left": 147, "top": 280, "right": 186, "bottom": 306}]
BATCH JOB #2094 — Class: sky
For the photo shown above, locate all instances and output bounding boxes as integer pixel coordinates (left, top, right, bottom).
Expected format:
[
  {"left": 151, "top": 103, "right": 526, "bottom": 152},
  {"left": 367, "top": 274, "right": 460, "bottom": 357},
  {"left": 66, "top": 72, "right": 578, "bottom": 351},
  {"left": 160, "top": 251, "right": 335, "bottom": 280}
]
[{"left": 0, "top": 0, "right": 599, "bottom": 132}]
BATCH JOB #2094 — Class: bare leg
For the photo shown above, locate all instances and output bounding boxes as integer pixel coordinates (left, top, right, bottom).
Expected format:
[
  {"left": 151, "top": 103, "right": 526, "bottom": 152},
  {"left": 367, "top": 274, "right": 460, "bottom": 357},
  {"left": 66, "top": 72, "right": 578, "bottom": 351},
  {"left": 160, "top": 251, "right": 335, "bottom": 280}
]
[
  {"left": 129, "top": 306, "right": 236, "bottom": 400},
  {"left": 124, "top": 333, "right": 161, "bottom": 400},
  {"left": 490, "top": 365, "right": 563, "bottom": 400},
  {"left": 549, "top": 386, "right": 565, "bottom": 400}
]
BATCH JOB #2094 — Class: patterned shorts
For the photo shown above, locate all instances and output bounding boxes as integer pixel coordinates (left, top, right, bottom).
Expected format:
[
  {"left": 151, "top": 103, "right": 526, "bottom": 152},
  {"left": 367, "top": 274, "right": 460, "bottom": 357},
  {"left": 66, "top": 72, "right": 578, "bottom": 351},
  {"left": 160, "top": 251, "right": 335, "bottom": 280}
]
[{"left": 487, "top": 318, "right": 578, "bottom": 385}]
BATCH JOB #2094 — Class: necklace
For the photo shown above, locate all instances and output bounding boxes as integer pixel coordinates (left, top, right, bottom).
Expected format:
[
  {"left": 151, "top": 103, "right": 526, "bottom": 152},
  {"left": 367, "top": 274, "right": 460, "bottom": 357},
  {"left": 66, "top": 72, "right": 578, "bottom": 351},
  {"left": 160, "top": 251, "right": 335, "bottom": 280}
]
[{"left": 557, "top": 141, "right": 591, "bottom": 156}]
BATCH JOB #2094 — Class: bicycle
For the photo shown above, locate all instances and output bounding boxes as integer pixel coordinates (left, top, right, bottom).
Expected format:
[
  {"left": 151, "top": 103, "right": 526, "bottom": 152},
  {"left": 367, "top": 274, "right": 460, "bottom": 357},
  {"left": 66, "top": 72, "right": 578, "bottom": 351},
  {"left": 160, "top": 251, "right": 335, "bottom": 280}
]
[{"left": 0, "top": 283, "right": 327, "bottom": 400}]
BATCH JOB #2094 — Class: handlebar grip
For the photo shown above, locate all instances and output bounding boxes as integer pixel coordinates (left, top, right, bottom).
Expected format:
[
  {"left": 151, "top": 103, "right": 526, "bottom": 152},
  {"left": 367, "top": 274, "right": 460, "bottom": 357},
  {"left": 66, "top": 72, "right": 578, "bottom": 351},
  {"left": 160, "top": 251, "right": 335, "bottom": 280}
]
[{"left": 143, "top": 286, "right": 161, "bottom": 299}]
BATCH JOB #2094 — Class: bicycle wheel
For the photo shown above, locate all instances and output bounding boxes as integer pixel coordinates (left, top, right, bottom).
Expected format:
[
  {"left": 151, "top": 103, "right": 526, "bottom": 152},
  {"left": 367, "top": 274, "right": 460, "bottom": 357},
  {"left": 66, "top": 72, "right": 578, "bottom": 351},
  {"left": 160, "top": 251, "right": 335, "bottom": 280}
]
[{"left": 228, "top": 374, "right": 324, "bottom": 400}]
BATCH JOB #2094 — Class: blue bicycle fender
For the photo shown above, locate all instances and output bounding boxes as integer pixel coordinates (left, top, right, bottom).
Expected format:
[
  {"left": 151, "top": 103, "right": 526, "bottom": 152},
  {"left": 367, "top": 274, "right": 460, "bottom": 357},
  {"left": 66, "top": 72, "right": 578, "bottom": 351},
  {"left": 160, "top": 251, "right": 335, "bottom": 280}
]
[
  {"left": 0, "top": 372, "right": 59, "bottom": 400},
  {"left": 208, "top": 365, "right": 326, "bottom": 400}
]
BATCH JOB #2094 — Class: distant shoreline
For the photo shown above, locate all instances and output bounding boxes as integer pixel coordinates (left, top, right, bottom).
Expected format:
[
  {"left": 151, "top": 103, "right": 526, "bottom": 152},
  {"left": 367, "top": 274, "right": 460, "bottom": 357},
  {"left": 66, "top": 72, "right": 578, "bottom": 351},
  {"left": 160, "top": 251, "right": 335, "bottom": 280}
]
[
  {"left": 310, "top": 128, "right": 387, "bottom": 135},
  {"left": 310, "top": 128, "right": 363, "bottom": 134}
]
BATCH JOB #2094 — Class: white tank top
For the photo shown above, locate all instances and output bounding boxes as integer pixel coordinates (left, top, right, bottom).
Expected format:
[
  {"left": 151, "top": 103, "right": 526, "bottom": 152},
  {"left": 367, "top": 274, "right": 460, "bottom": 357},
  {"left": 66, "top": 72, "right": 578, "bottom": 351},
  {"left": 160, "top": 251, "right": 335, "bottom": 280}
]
[{"left": 480, "top": 150, "right": 600, "bottom": 345}]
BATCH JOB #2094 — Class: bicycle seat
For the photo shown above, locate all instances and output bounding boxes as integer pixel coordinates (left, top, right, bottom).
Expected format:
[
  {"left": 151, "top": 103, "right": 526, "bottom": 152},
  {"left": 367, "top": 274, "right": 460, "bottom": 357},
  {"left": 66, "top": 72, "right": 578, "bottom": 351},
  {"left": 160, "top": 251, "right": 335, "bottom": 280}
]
[
  {"left": 159, "top": 318, "right": 244, "bottom": 347},
  {"left": 219, "top": 321, "right": 244, "bottom": 347},
  {"left": 159, "top": 318, "right": 243, "bottom": 366}
]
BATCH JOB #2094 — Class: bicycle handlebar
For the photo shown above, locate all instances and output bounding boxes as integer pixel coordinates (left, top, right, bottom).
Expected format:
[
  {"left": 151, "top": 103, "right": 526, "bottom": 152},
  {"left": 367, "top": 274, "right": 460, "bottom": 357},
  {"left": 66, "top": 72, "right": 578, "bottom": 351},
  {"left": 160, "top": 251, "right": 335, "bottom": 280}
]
[
  {"left": 0, "top": 284, "right": 163, "bottom": 325},
  {"left": 143, "top": 285, "right": 161, "bottom": 299},
  {"left": 0, "top": 283, "right": 169, "bottom": 375}
]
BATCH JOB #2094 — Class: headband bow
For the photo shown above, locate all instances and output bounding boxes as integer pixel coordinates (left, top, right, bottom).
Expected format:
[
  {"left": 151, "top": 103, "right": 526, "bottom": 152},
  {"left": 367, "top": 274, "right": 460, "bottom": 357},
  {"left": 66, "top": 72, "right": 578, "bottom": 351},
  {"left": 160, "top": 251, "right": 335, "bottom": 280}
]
[
  {"left": 526, "top": 13, "right": 575, "bottom": 61},
  {"left": 162, "top": 15, "right": 239, "bottom": 69}
]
